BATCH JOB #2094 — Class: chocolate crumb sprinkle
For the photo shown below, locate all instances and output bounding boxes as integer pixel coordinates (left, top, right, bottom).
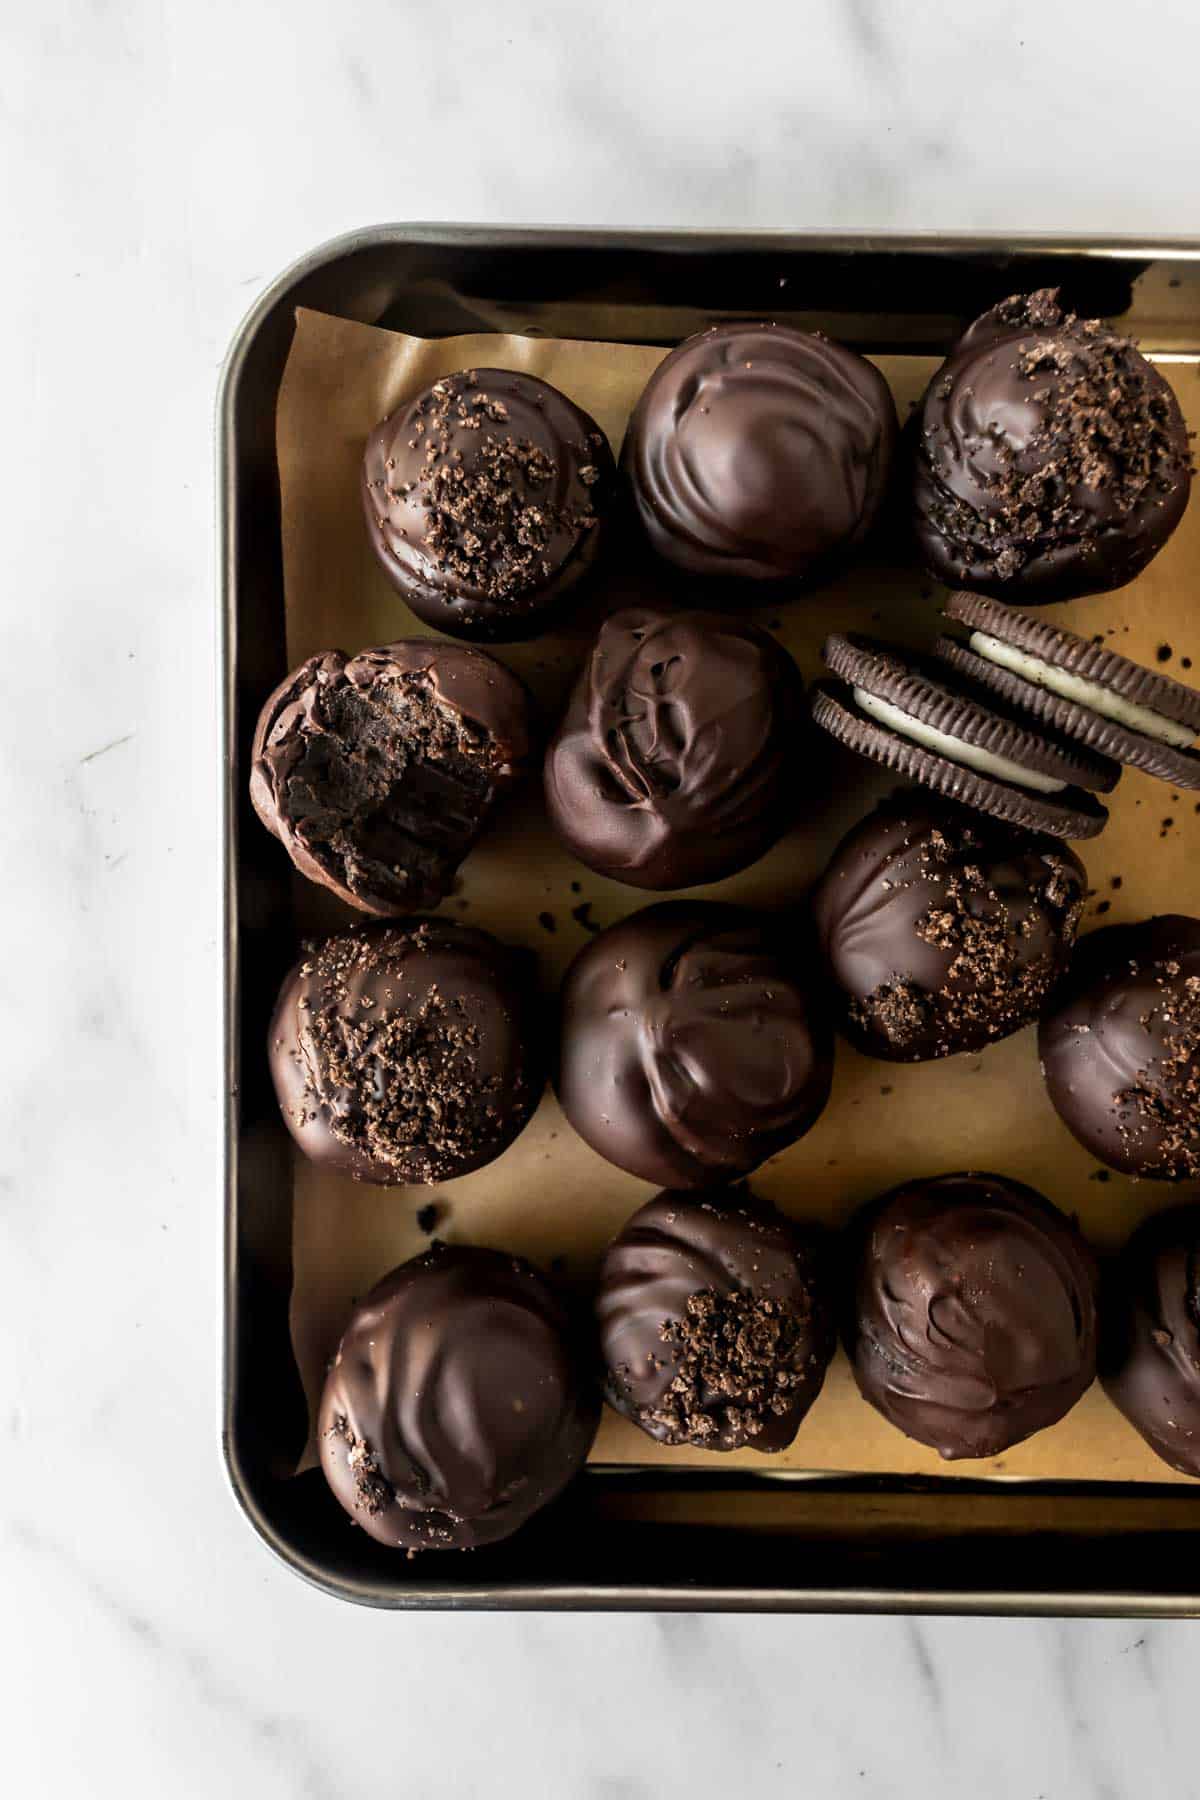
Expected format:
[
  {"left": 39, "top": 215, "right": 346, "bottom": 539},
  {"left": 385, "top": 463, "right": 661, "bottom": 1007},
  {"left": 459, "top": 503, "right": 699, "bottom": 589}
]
[{"left": 640, "top": 1284, "right": 818, "bottom": 1447}]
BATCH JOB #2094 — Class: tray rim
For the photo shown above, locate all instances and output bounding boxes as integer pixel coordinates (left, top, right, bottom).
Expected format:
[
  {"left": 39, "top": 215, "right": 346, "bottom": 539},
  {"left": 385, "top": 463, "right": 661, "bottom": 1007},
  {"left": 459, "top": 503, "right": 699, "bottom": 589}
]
[{"left": 218, "top": 222, "right": 1200, "bottom": 1614}]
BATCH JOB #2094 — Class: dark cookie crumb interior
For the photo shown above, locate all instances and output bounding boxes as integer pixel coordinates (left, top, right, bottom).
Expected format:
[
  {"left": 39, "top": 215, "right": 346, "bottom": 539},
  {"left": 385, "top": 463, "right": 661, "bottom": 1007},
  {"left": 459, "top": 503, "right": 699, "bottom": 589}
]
[{"left": 282, "top": 671, "right": 497, "bottom": 909}]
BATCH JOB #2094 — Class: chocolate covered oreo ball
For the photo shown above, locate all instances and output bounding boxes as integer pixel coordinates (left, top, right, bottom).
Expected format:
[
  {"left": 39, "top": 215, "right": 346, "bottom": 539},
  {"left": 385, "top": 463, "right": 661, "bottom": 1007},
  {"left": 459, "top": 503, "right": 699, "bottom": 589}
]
[
  {"left": 319, "top": 1245, "right": 599, "bottom": 1550},
  {"left": 250, "top": 640, "right": 534, "bottom": 915},
  {"left": 913, "top": 289, "right": 1191, "bottom": 602},
  {"left": 596, "top": 1188, "right": 834, "bottom": 1452},
  {"left": 812, "top": 796, "right": 1085, "bottom": 1062},
  {"left": 544, "top": 606, "right": 804, "bottom": 889},
  {"left": 269, "top": 920, "right": 542, "bottom": 1185},
  {"left": 1102, "top": 1205, "right": 1200, "bottom": 1477},
  {"left": 557, "top": 902, "right": 832, "bottom": 1188},
  {"left": 1039, "top": 916, "right": 1200, "bottom": 1180},
  {"left": 848, "top": 1173, "right": 1099, "bottom": 1459},
  {"left": 363, "top": 368, "right": 616, "bottom": 641},
  {"left": 623, "top": 322, "right": 898, "bottom": 585}
]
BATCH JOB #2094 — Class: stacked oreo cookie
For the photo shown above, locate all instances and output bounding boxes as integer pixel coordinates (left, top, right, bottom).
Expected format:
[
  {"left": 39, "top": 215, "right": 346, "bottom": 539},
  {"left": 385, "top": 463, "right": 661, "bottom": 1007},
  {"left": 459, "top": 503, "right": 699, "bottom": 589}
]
[{"left": 812, "top": 601, "right": 1200, "bottom": 842}]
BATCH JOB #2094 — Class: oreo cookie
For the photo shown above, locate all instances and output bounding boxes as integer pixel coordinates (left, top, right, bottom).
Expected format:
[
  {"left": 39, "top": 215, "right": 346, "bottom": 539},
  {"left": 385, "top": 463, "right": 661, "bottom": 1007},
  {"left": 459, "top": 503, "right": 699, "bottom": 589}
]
[
  {"left": 812, "top": 633, "right": 1118, "bottom": 840},
  {"left": 936, "top": 592, "right": 1200, "bottom": 791}
]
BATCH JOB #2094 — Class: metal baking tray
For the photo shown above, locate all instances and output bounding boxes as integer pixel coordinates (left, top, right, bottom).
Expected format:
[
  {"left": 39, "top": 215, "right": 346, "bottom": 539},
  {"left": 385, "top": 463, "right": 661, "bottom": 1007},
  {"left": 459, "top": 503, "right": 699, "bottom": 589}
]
[{"left": 220, "top": 225, "right": 1200, "bottom": 1614}]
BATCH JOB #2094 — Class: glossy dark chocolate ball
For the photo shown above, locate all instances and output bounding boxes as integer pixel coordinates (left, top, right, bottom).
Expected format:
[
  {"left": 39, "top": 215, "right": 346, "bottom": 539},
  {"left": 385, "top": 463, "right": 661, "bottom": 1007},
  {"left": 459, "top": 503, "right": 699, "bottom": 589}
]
[
  {"left": 847, "top": 1172, "right": 1098, "bottom": 1458},
  {"left": 557, "top": 902, "right": 833, "bottom": 1188},
  {"left": 596, "top": 1188, "right": 834, "bottom": 1452},
  {"left": 912, "top": 289, "right": 1191, "bottom": 602},
  {"left": 1102, "top": 1205, "right": 1200, "bottom": 1477},
  {"left": 269, "top": 920, "right": 542, "bottom": 1185},
  {"left": 319, "top": 1245, "right": 599, "bottom": 1550},
  {"left": 623, "top": 322, "right": 897, "bottom": 585},
  {"left": 812, "top": 795, "right": 1085, "bottom": 1062},
  {"left": 363, "top": 368, "right": 615, "bottom": 641},
  {"left": 1039, "top": 915, "right": 1200, "bottom": 1180},
  {"left": 545, "top": 605, "right": 804, "bottom": 889}
]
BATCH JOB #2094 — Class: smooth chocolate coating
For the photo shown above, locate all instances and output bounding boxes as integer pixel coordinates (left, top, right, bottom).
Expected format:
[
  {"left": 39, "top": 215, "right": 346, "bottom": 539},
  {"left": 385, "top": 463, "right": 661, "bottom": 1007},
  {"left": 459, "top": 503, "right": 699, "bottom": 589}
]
[
  {"left": 1039, "top": 916, "right": 1200, "bottom": 1180},
  {"left": 812, "top": 796, "right": 1086, "bottom": 1061},
  {"left": 596, "top": 1188, "right": 834, "bottom": 1452},
  {"left": 623, "top": 322, "right": 898, "bottom": 583},
  {"left": 250, "top": 640, "right": 534, "bottom": 915},
  {"left": 269, "top": 920, "right": 542, "bottom": 1185},
  {"left": 544, "top": 606, "right": 804, "bottom": 889},
  {"left": 557, "top": 902, "right": 832, "bottom": 1187},
  {"left": 362, "top": 368, "right": 616, "bottom": 641},
  {"left": 1102, "top": 1205, "right": 1200, "bottom": 1477},
  {"left": 913, "top": 289, "right": 1191, "bottom": 602},
  {"left": 318, "top": 1245, "right": 599, "bottom": 1550},
  {"left": 848, "top": 1173, "right": 1099, "bottom": 1458}
]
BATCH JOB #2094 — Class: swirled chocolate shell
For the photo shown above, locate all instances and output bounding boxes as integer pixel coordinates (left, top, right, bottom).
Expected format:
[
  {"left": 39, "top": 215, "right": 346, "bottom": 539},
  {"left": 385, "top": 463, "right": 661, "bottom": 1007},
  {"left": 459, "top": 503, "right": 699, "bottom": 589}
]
[
  {"left": 557, "top": 901, "right": 832, "bottom": 1187},
  {"left": 622, "top": 323, "right": 898, "bottom": 584},
  {"left": 363, "top": 368, "right": 616, "bottom": 641},
  {"left": 812, "top": 795, "right": 1085, "bottom": 1062},
  {"left": 319, "top": 1245, "right": 599, "bottom": 1551},
  {"left": 250, "top": 640, "right": 534, "bottom": 915},
  {"left": 1039, "top": 915, "right": 1200, "bottom": 1180},
  {"left": 1102, "top": 1204, "right": 1200, "bottom": 1477},
  {"left": 847, "top": 1173, "right": 1099, "bottom": 1458},
  {"left": 596, "top": 1188, "right": 834, "bottom": 1452},
  {"left": 544, "top": 606, "right": 804, "bottom": 889},
  {"left": 912, "top": 289, "right": 1191, "bottom": 602},
  {"left": 269, "top": 920, "right": 542, "bottom": 1185}
]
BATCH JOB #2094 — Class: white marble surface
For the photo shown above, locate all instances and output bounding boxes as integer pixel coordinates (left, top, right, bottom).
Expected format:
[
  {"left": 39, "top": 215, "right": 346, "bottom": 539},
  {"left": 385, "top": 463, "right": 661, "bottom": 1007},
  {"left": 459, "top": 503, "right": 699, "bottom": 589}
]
[{"left": 4, "top": 2, "right": 1200, "bottom": 1794}]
